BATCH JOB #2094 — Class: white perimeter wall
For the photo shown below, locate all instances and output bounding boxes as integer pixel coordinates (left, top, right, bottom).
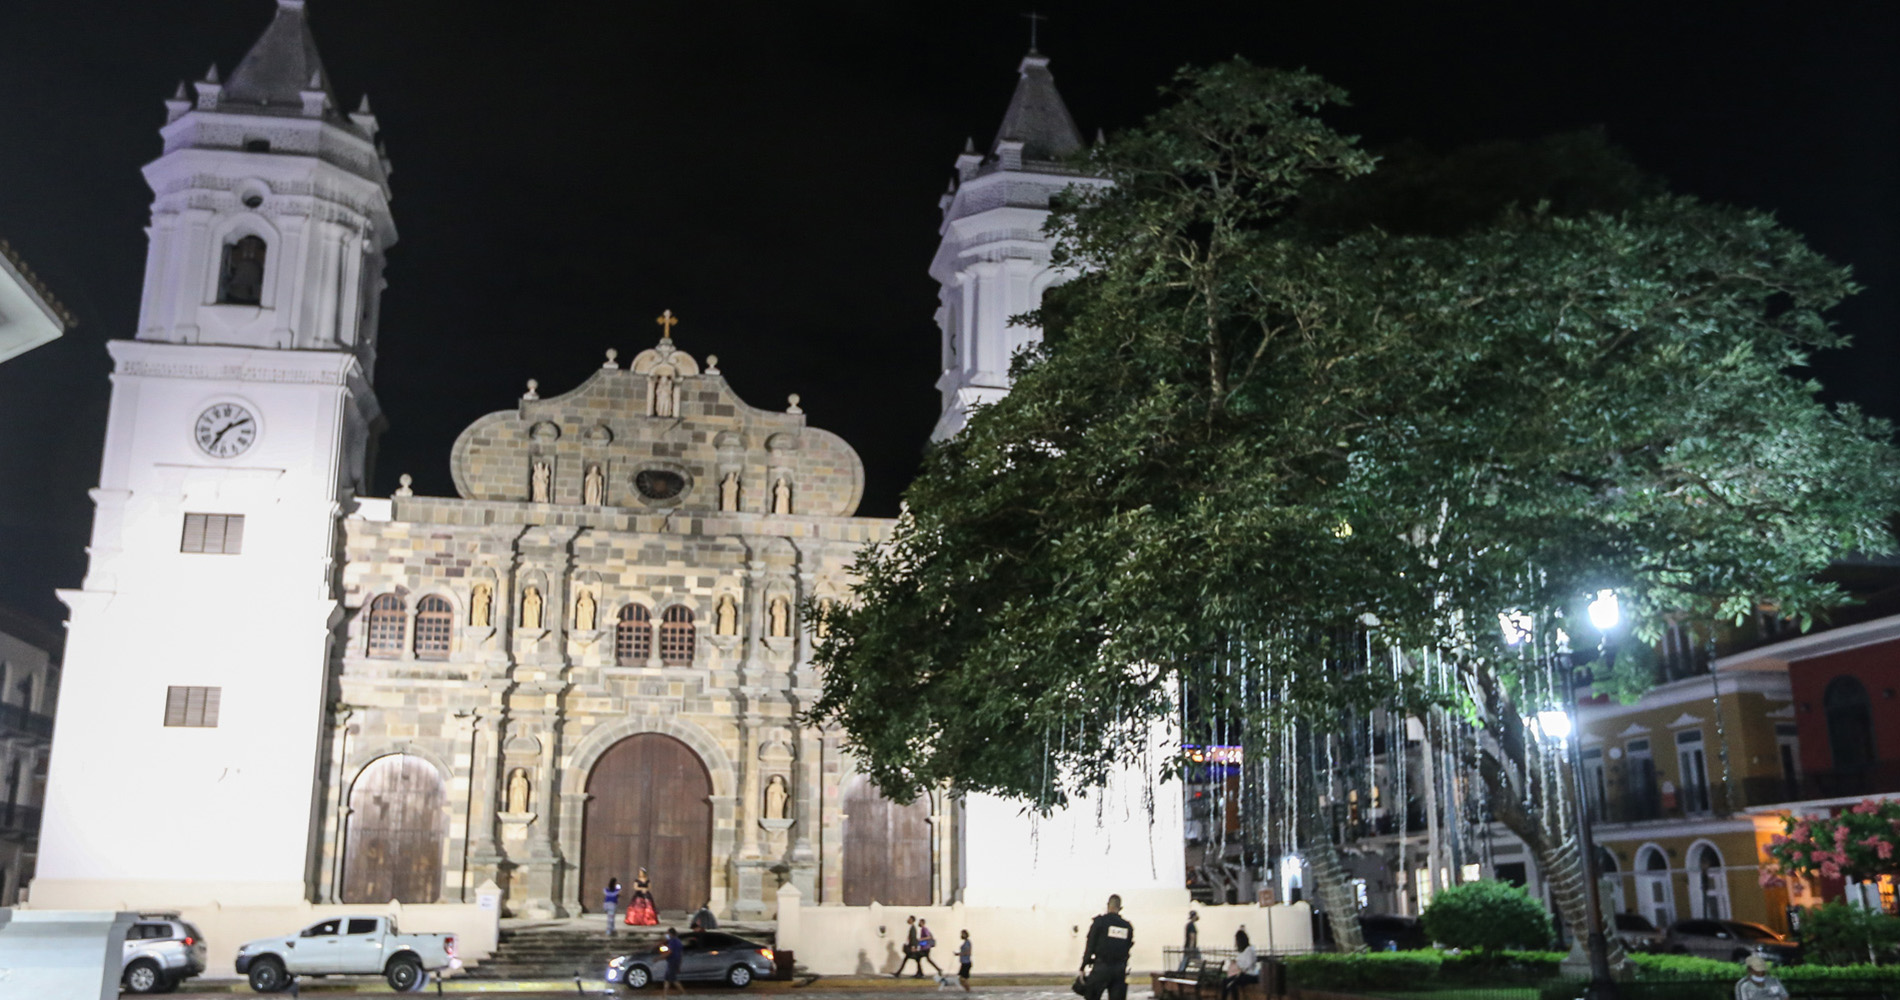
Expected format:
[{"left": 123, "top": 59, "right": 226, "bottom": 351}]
[{"left": 778, "top": 886, "right": 1311, "bottom": 976}]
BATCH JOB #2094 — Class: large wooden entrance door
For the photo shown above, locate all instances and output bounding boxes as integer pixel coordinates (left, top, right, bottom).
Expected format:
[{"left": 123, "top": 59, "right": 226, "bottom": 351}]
[
  {"left": 582, "top": 734, "right": 713, "bottom": 914},
  {"left": 842, "top": 775, "right": 931, "bottom": 905},
  {"left": 342, "top": 754, "right": 447, "bottom": 903}
]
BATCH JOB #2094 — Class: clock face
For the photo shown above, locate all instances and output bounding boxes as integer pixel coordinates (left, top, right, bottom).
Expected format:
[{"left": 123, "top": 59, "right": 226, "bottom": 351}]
[{"left": 194, "top": 402, "right": 257, "bottom": 458}]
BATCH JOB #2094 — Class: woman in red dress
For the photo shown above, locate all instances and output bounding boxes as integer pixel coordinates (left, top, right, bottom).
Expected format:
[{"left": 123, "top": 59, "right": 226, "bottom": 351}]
[{"left": 625, "top": 867, "right": 659, "bottom": 925}]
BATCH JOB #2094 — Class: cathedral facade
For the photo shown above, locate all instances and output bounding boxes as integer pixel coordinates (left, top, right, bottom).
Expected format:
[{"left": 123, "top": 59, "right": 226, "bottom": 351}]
[
  {"left": 35, "top": 0, "right": 1182, "bottom": 948},
  {"left": 319, "top": 336, "right": 900, "bottom": 918}
]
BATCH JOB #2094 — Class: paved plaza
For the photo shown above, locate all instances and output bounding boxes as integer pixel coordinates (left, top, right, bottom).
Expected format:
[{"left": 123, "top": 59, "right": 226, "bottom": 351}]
[{"left": 155, "top": 981, "right": 1144, "bottom": 1000}]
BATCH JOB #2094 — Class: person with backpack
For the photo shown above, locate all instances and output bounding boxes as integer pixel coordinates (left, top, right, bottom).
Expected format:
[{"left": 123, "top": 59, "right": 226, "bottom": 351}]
[{"left": 915, "top": 920, "right": 944, "bottom": 979}]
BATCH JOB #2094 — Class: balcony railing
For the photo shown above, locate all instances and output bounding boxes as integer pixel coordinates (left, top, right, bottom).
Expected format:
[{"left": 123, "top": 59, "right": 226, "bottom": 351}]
[{"left": 0, "top": 702, "right": 52, "bottom": 740}]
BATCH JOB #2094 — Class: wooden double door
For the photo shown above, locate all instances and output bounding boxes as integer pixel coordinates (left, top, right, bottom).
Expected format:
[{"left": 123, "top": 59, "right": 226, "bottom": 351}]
[
  {"left": 582, "top": 734, "right": 713, "bottom": 914},
  {"left": 342, "top": 753, "right": 447, "bottom": 903},
  {"left": 842, "top": 775, "right": 932, "bottom": 905}
]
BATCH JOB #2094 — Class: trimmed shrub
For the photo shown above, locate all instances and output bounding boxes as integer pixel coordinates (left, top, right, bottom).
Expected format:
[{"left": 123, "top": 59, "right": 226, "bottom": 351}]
[
  {"left": 1440, "top": 949, "right": 1565, "bottom": 984},
  {"left": 1800, "top": 901, "right": 1900, "bottom": 966},
  {"left": 1280, "top": 952, "right": 1443, "bottom": 990},
  {"left": 1420, "top": 880, "right": 1555, "bottom": 953},
  {"left": 1629, "top": 952, "right": 1740, "bottom": 979}
]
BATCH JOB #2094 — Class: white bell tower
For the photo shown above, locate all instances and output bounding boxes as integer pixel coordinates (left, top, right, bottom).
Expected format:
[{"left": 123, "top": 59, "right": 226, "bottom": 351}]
[
  {"left": 928, "top": 50, "right": 1106, "bottom": 441},
  {"left": 33, "top": 0, "right": 394, "bottom": 909}
]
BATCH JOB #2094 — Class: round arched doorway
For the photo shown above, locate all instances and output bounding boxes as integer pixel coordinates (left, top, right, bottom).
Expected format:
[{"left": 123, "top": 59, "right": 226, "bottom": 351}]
[
  {"left": 342, "top": 753, "right": 447, "bottom": 903},
  {"left": 582, "top": 734, "right": 713, "bottom": 914}
]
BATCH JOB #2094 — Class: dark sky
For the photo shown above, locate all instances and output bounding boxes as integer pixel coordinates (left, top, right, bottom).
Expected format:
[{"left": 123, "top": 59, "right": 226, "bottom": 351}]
[{"left": 0, "top": 1, "right": 1895, "bottom": 627}]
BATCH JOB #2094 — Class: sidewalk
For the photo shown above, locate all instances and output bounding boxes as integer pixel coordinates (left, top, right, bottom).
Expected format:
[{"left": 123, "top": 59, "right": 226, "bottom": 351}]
[{"left": 167, "top": 973, "right": 1083, "bottom": 995}]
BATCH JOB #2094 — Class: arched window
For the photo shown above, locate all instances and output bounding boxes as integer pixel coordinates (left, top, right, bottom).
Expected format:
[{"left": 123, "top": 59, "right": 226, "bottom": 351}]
[
  {"left": 366, "top": 594, "right": 406, "bottom": 658},
  {"left": 218, "top": 234, "right": 267, "bottom": 305},
  {"left": 1690, "top": 842, "right": 1729, "bottom": 919},
  {"left": 414, "top": 595, "right": 453, "bottom": 660},
  {"left": 1825, "top": 676, "right": 1876, "bottom": 773},
  {"left": 659, "top": 605, "right": 696, "bottom": 665},
  {"left": 616, "top": 605, "right": 652, "bottom": 666}
]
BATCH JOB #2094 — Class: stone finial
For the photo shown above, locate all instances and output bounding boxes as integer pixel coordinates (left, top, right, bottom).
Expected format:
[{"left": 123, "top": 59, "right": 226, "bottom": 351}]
[
  {"left": 204, "top": 64, "right": 221, "bottom": 85},
  {"left": 523, "top": 379, "right": 539, "bottom": 401},
  {"left": 704, "top": 354, "right": 720, "bottom": 374},
  {"left": 395, "top": 474, "right": 414, "bottom": 497},
  {"left": 603, "top": 348, "right": 619, "bottom": 369},
  {"left": 786, "top": 393, "right": 803, "bottom": 415},
  {"left": 172, "top": 81, "right": 188, "bottom": 100}
]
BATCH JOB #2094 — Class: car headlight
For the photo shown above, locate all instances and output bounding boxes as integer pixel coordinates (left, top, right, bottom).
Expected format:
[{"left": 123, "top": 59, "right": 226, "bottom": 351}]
[{"left": 608, "top": 956, "right": 629, "bottom": 968}]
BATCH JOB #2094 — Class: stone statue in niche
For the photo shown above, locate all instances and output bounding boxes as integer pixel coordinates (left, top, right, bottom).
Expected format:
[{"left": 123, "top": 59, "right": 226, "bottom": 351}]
[
  {"left": 768, "top": 596, "right": 791, "bottom": 638},
  {"left": 506, "top": 768, "right": 531, "bottom": 814},
  {"left": 583, "top": 464, "right": 605, "bottom": 505},
  {"left": 651, "top": 373, "right": 676, "bottom": 417},
  {"left": 470, "top": 582, "right": 493, "bottom": 628},
  {"left": 520, "top": 586, "right": 543, "bottom": 629},
  {"left": 813, "top": 598, "right": 832, "bottom": 639},
  {"left": 764, "top": 774, "right": 789, "bottom": 820},
  {"left": 575, "top": 589, "right": 597, "bottom": 631},
  {"left": 530, "top": 459, "right": 551, "bottom": 503},
  {"left": 771, "top": 477, "right": 791, "bottom": 515},
  {"left": 715, "top": 594, "right": 739, "bottom": 636},
  {"left": 719, "top": 472, "right": 741, "bottom": 512}
]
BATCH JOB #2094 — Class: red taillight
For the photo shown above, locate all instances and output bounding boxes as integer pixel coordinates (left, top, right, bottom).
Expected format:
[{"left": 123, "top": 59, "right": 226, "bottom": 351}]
[
  {"left": 183, "top": 937, "right": 194, "bottom": 947},
  {"left": 761, "top": 948, "right": 774, "bottom": 962},
  {"left": 446, "top": 936, "right": 457, "bottom": 957}
]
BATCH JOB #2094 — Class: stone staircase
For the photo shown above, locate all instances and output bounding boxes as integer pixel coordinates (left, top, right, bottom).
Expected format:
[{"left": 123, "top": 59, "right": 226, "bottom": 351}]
[{"left": 468, "top": 917, "right": 776, "bottom": 980}]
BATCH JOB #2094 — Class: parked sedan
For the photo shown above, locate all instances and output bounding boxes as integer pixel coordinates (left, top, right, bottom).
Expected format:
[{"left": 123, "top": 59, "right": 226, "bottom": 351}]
[
  {"left": 1665, "top": 919, "right": 1800, "bottom": 964},
  {"left": 1613, "top": 912, "right": 1666, "bottom": 953},
  {"left": 607, "top": 932, "right": 776, "bottom": 989}
]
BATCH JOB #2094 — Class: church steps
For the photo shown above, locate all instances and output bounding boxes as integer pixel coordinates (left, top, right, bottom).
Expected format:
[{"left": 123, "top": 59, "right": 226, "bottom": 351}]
[{"left": 466, "top": 921, "right": 776, "bottom": 979}]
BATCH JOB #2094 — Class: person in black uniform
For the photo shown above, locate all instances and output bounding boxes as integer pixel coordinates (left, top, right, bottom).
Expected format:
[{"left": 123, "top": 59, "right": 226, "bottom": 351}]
[{"left": 1079, "top": 894, "right": 1134, "bottom": 1000}]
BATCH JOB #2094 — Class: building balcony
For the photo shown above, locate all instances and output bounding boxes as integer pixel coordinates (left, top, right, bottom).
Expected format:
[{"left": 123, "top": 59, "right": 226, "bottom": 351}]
[{"left": 0, "top": 702, "right": 52, "bottom": 741}]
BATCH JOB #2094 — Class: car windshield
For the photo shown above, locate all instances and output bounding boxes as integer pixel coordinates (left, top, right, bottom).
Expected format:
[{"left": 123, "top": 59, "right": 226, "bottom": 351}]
[{"left": 1615, "top": 914, "right": 1656, "bottom": 931}]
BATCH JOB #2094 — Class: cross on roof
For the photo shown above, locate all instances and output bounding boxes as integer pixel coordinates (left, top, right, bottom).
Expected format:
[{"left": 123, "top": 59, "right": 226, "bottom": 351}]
[
  {"left": 656, "top": 309, "right": 678, "bottom": 340},
  {"left": 1022, "top": 11, "right": 1047, "bottom": 52}
]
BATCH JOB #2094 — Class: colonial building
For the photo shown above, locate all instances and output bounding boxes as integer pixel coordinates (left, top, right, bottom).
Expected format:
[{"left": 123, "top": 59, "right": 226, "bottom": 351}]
[
  {"left": 0, "top": 236, "right": 71, "bottom": 366},
  {"left": 320, "top": 334, "right": 893, "bottom": 919},
  {"left": 0, "top": 607, "right": 58, "bottom": 907}
]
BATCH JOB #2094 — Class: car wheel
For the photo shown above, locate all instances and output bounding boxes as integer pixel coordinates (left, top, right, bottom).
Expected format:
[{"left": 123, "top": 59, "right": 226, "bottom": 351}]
[
  {"left": 385, "top": 955, "right": 424, "bottom": 992},
  {"left": 726, "top": 963, "right": 753, "bottom": 987},
  {"left": 153, "top": 975, "right": 180, "bottom": 995},
  {"left": 124, "top": 959, "right": 164, "bottom": 994},
  {"left": 624, "top": 964, "right": 652, "bottom": 989},
  {"left": 247, "top": 957, "right": 287, "bottom": 994}
]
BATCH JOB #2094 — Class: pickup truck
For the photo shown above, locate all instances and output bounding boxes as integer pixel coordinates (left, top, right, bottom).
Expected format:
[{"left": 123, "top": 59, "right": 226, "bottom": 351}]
[{"left": 233, "top": 915, "right": 458, "bottom": 992}]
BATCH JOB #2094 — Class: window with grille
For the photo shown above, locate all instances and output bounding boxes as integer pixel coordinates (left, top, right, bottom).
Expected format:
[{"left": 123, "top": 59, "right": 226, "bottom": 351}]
[
  {"left": 659, "top": 605, "right": 696, "bottom": 665},
  {"left": 366, "top": 594, "right": 406, "bottom": 658},
  {"left": 181, "top": 513, "right": 245, "bottom": 554},
  {"left": 414, "top": 595, "right": 453, "bottom": 660},
  {"left": 616, "top": 605, "right": 652, "bottom": 666},
  {"left": 163, "top": 686, "right": 221, "bottom": 727}
]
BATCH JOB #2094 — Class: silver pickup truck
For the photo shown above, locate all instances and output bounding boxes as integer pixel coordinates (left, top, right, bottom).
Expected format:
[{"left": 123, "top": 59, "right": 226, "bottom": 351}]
[{"left": 233, "top": 915, "right": 458, "bottom": 992}]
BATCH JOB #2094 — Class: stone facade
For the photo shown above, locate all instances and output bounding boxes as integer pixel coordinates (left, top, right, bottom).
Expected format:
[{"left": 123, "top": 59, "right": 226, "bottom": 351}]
[{"left": 317, "top": 336, "right": 892, "bottom": 918}]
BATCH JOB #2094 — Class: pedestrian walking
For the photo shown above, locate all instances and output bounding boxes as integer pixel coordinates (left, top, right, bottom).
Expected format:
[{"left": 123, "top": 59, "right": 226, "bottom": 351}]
[
  {"left": 1220, "top": 928, "right": 1258, "bottom": 1000},
  {"left": 956, "top": 929, "right": 972, "bottom": 992},
  {"left": 1180, "top": 910, "right": 1199, "bottom": 971},
  {"left": 604, "top": 877, "right": 622, "bottom": 937},
  {"left": 1078, "top": 894, "right": 1134, "bottom": 1000},
  {"left": 662, "top": 927, "right": 686, "bottom": 995},
  {"left": 894, "top": 915, "right": 926, "bottom": 977},
  {"left": 917, "top": 919, "right": 944, "bottom": 978}
]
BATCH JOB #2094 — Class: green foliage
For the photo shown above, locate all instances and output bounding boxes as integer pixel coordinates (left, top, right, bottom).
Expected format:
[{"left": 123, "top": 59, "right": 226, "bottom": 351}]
[
  {"left": 807, "top": 54, "right": 1900, "bottom": 811},
  {"left": 1799, "top": 902, "right": 1900, "bottom": 967},
  {"left": 1765, "top": 801, "right": 1900, "bottom": 886},
  {"left": 1282, "top": 951, "right": 1443, "bottom": 990},
  {"left": 1439, "top": 949, "right": 1564, "bottom": 983},
  {"left": 1420, "top": 881, "right": 1554, "bottom": 953},
  {"left": 1628, "top": 953, "right": 1743, "bottom": 978}
]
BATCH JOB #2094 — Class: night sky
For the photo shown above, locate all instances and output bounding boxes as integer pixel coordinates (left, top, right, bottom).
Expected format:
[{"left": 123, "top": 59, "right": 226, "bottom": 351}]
[{"left": 0, "top": 1, "right": 1895, "bottom": 627}]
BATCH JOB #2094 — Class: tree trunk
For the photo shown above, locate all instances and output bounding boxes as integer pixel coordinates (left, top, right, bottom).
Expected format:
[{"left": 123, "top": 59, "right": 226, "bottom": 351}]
[{"left": 1468, "top": 665, "right": 1632, "bottom": 978}]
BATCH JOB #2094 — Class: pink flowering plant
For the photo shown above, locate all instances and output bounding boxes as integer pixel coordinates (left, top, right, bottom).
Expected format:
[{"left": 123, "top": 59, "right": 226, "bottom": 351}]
[{"left": 1763, "top": 799, "right": 1900, "bottom": 887}]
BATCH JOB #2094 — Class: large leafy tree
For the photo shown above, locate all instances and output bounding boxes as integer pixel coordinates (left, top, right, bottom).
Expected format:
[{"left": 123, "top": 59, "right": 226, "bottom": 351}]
[{"left": 809, "top": 60, "right": 1900, "bottom": 956}]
